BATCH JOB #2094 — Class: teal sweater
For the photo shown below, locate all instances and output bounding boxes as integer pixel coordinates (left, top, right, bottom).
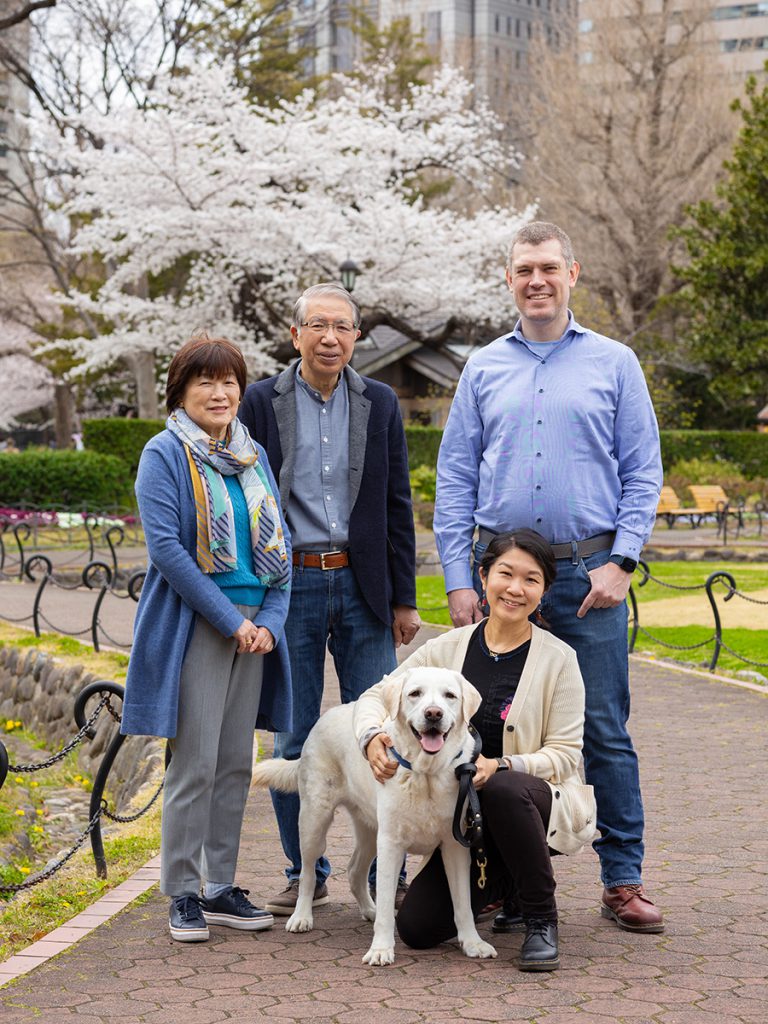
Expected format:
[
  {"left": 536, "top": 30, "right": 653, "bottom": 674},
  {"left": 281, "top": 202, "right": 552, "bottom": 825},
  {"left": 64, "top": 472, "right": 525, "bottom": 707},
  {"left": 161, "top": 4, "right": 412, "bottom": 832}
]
[{"left": 210, "top": 476, "right": 268, "bottom": 606}]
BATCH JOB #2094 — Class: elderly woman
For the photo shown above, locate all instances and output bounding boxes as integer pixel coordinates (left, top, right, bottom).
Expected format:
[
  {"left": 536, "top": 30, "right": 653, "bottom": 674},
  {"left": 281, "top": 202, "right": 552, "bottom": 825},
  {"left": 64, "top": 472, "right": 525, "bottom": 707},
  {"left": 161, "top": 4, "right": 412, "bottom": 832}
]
[
  {"left": 355, "top": 529, "right": 596, "bottom": 971},
  {"left": 121, "top": 335, "right": 292, "bottom": 942}
]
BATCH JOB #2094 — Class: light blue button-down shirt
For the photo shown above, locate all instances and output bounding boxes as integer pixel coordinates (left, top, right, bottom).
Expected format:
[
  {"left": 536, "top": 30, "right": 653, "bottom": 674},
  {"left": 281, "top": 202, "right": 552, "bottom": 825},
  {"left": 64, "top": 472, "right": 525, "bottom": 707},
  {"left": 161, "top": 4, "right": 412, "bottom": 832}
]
[
  {"left": 288, "top": 364, "right": 350, "bottom": 551},
  {"left": 435, "top": 314, "right": 662, "bottom": 592}
]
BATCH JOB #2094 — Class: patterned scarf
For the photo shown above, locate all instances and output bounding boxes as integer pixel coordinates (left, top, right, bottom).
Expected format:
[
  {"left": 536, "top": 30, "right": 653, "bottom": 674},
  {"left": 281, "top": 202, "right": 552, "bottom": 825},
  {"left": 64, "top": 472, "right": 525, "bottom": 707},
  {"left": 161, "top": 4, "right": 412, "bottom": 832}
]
[{"left": 167, "top": 408, "right": 290, "bottom": 588}]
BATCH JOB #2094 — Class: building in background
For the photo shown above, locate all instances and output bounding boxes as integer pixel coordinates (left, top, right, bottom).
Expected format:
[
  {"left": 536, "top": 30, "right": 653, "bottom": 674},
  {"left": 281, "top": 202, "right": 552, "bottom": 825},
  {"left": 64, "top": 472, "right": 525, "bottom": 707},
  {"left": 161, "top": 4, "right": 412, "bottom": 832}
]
[
  {"left": 578, "top": 2, "right": 768, "bottom": 85},
  {"left": 301, "top": 0, "right": 577, "bottom": 113}
]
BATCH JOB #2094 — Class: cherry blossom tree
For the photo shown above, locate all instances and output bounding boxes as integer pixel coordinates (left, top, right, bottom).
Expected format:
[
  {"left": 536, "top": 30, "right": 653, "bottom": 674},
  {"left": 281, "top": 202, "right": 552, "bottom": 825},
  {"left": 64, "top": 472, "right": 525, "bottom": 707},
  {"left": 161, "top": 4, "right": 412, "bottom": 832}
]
[{"left": 52, "top": 61, "right": 531, "bottom": 410}]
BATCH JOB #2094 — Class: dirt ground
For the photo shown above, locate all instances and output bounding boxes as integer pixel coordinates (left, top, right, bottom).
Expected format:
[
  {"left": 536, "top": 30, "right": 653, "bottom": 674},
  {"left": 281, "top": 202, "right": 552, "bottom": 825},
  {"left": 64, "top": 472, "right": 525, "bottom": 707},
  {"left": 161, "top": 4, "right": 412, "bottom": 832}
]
[{"left": 639, "top": 587, "right": 768, "bottom": 628}]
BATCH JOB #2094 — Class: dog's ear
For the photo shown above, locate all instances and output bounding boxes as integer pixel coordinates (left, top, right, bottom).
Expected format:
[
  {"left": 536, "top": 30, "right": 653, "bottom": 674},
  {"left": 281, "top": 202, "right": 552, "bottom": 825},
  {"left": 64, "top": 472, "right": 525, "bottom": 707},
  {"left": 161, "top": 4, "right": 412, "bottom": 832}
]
[
  {"left": 457, "top": 673, "right": 482, "bottom": 721},
  {"left": 379, "top": 673, "right": 405, "bottom": 720}
]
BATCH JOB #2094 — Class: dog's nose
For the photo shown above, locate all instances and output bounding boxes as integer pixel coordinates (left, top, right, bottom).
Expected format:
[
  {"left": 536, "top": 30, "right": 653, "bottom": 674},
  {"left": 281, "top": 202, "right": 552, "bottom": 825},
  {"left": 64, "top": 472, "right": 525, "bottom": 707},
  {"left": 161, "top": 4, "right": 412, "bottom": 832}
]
[{"left": 424, "top": 706, "right": 443, "bottom": 723}]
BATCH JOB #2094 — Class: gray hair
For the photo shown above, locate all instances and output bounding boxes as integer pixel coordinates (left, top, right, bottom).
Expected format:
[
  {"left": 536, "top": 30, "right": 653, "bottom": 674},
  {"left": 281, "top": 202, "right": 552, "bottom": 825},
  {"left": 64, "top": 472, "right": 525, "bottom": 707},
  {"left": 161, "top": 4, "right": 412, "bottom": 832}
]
[
  {"left": 507, "top": 221, "right": 576, "bottom": 269},
  {"left": 291, "top": 283, "right": 361, "bottom": 328}
]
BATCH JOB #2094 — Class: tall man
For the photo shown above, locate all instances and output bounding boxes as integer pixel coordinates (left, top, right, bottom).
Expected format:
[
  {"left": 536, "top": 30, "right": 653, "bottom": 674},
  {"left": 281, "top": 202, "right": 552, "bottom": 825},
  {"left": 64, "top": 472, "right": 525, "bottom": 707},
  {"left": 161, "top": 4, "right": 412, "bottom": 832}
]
[
  {"left": 240, "top": 283, "right": 421, "bottom": 913},
  {"left": 435, "top": 222, "right": 664, "bottom": 932}
]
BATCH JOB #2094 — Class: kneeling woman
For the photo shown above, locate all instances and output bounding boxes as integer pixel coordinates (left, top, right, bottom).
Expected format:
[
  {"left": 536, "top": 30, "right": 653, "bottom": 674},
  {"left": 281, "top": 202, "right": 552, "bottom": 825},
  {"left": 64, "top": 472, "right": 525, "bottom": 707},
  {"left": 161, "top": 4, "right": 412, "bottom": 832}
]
[
  {"left": 121, "top": 335, "right": 292, "bottom": 942},
  {"left": 354, "top": 529, "right": 596, "bottom": 971}
]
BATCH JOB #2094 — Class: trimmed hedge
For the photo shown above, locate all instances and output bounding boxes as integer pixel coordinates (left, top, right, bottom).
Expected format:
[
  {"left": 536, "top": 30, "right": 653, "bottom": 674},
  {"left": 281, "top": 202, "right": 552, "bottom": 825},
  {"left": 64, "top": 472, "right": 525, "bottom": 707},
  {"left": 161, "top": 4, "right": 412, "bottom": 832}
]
[
  {"left": 0, "top": 449, "right": 131, "bottom": 507},
  {"left": 81, "top": 418, "right": 768, "bottom": 481},
  {"left": 660, "top": 431, "right": 768, "bottom": 480},
  {"left": 83, "top": 418, "right": 164, "bottom": 477}
]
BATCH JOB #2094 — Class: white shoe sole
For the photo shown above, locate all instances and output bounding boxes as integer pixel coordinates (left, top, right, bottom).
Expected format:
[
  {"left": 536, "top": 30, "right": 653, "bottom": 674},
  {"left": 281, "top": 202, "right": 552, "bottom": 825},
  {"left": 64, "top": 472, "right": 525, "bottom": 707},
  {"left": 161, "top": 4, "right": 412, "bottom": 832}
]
[
  {"left": 169, "top": 923, "right": 209, "bottom": 942},
  {"left": 202, "top": 911, "right": 274, "bottom": 930}
]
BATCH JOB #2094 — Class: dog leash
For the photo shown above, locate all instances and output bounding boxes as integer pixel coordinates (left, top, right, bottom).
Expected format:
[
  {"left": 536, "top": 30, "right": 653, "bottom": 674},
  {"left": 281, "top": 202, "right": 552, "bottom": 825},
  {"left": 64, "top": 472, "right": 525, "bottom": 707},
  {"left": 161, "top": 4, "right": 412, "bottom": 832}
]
[{"left": 451, "top": 726, "right": 489, "bottom": 889}]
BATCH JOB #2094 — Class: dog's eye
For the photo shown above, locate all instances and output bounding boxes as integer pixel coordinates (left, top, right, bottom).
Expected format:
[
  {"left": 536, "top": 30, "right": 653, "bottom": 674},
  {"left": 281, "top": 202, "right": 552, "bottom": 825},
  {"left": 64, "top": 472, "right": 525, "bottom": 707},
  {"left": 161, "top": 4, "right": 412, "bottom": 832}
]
[
  {"left": 408, "top": 689, "right": 422, "bottom": 699},
  {"left": 444, "top": 691, "right": 458, "bottom": 701}
]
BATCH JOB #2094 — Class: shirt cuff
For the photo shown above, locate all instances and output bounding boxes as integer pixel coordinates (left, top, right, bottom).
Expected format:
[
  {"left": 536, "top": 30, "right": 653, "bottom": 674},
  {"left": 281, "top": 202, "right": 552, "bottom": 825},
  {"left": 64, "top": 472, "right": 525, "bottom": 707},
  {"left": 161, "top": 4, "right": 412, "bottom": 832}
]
[
  {"left": 443, "top": 560, "right": 475, "bottom": 593},
  {"left": 359, "top": 727, "right": 383, "bottom": 756},
  {"left": 611, "top": 530, "right": 644, "bottom": 561}
]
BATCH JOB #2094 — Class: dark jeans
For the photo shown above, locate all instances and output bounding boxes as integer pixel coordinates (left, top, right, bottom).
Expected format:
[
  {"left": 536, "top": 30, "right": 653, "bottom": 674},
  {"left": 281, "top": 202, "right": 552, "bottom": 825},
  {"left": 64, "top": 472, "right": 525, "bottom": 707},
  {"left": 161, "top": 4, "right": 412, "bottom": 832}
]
[{"left": 397, "top": 771, "right": 554, "bottom": 949}]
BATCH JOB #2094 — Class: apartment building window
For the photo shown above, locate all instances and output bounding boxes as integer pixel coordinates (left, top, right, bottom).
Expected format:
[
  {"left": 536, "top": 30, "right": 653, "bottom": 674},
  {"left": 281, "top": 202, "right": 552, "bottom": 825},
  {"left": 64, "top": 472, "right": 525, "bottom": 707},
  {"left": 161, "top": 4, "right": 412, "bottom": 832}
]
[
  {"left": 507, "top": 15, "right": 512, "bottom": 34},
  {"left": 495, "top": 13, "right": 500, "bottom": 32},
  {"left": 713, "top": 4, "right": 768, "bottom": 19},
  {"left": 426, "top": 11, "right": 441, "bottom": 43},
  {"left": 516, "top": 18, "right": 521, "bottom": 36}
]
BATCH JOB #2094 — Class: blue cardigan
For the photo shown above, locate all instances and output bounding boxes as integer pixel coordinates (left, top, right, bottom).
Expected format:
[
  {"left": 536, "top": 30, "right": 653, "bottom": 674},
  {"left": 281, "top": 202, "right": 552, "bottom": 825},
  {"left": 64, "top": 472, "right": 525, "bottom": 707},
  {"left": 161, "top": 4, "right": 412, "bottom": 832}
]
[{"left": 121, "top": 429, "right": 293, "bottom": 738}]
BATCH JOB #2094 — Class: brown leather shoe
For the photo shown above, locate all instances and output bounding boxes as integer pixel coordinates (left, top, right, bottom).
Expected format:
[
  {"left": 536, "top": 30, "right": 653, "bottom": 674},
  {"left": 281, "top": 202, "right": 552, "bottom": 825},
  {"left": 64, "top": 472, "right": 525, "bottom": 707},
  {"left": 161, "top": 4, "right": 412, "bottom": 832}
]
[{"left": 601, "top": 885, "right": 665, "bottom": 933}]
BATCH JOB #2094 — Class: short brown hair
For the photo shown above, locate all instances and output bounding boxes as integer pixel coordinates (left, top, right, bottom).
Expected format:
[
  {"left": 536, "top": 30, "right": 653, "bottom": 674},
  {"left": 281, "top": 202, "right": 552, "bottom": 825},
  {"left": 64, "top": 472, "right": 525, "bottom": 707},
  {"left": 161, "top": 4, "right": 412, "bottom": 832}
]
[
  {"left": 166, "top": 334, "right": 247, "bottom": 414},
  {"left": 508, "top": 221, "right": 575, "bottom": 269}
]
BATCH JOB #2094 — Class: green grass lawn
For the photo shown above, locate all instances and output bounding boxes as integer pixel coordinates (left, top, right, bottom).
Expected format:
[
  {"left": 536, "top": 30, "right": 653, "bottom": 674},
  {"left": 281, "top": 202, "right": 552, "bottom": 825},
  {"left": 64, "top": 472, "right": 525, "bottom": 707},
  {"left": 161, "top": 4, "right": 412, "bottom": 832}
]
[{"left": 416, "top": 562, "right": 768, "bottom": 679}]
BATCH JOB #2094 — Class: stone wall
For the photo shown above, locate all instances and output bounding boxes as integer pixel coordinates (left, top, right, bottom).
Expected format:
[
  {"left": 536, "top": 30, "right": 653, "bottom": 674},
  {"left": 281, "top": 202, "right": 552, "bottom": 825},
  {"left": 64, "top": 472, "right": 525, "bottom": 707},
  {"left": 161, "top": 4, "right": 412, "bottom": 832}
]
[{"left": 0, "top": 645, "right": 163, "bottom": 808}]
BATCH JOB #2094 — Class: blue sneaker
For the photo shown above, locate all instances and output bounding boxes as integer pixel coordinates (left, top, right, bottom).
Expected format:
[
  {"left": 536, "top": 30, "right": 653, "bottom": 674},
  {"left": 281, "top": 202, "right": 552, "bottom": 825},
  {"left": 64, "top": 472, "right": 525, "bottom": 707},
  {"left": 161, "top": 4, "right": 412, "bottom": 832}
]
[
  {"left": 201, "top": 886, "right": 274, "bottom": 931},
  {"left": 169, "top": 894, "right": 209, "bottom": 942}
]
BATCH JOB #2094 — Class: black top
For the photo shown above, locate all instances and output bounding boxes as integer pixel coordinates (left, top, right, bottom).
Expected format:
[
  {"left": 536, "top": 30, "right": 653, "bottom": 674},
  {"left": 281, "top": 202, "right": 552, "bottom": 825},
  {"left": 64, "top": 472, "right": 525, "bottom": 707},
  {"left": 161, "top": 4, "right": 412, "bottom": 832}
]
[{"left": 461, "top": 621, "right": 530, "bottom": 759}]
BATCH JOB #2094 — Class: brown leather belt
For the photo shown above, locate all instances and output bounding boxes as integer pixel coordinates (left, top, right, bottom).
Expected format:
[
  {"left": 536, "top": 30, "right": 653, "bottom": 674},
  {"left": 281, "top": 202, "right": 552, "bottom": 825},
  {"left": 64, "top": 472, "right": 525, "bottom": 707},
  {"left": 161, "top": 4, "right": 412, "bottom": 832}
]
[
  {"left": 477, "top": 527, "right": 615, "bottom": 561},
  {"left": 292, "top": 550, "right": 349, "bottom": 570}
]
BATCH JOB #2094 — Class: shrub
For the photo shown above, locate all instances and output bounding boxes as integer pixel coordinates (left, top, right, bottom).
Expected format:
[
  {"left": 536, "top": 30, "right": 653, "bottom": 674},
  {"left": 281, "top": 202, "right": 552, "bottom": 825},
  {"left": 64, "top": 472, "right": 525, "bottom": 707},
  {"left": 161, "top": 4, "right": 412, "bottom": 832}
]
[
  {"left": 405, "top": 426, "right": 442, "bottom": 469},
  {"left": 410, "top": 465, "right": 437, "bottom": 502},
  {"left": 665, "top": 457, "right": 750, "bottom": 503},
  {"left": 82, "top": 418, "right": 164, "bottom": 477},
  {"left": 0, "top": 449, "right": 130, "bottom": 508},
  {"left": 660, "top": 430, "right": 768, "bottom": 479}
]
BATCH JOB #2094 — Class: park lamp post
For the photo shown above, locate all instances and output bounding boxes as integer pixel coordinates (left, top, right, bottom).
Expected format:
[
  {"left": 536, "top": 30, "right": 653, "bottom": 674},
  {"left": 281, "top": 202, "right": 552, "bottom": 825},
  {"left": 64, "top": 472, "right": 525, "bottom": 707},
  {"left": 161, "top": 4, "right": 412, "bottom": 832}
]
[{"left": 339, "top": 258, "right": 361, "bottom": 293}]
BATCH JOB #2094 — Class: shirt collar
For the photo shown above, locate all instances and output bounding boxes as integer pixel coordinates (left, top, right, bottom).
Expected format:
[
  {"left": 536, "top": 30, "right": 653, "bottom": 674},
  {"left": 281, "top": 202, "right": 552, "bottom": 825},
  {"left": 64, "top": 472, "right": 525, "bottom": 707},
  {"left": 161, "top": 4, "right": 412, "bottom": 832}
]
[
  {"left": 507, "top": 310, "right": 587, "bottom": 346},
  {"left": 294, "top": 360, "right": 344, "bottom": 403}
]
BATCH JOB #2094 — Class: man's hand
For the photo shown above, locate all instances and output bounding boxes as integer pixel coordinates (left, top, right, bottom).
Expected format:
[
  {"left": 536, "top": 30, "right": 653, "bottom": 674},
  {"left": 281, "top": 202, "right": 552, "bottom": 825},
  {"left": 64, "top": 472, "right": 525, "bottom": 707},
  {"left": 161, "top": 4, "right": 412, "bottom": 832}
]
[
  {"left": 392, "top": 605, "right": 421, "bottom": 647},
  {"left": 577, "top": 562, "right": 633, "bottom": 618},
  {"left": 365, "top": 733, "right": 398, "bottom": 784},
  {"left": 448, "top": 588, "right": 483, "bottom": 627}
]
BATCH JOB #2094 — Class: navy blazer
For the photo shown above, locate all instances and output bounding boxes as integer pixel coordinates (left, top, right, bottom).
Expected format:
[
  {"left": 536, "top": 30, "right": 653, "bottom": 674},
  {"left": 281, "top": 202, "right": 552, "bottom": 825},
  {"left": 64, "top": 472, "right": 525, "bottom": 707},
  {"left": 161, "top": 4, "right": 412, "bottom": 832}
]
[{"left": 240, "top": 363, "right": 417, "bottom": 626}]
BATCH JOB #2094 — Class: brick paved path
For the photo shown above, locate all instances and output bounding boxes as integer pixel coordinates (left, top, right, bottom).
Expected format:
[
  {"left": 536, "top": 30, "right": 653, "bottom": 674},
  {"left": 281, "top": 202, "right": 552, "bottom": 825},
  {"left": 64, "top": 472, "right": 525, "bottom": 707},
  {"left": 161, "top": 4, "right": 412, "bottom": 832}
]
[{"left": 2, "top": 635, "right": 767, "bottom": 1023}]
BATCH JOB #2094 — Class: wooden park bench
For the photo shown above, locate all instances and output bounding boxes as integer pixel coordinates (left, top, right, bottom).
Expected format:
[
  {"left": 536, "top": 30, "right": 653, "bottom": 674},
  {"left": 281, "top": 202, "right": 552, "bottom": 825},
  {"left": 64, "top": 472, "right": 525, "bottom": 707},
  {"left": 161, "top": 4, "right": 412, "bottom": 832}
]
[{"left": 655, "top": 486, "right": 708, "bottom": 528}]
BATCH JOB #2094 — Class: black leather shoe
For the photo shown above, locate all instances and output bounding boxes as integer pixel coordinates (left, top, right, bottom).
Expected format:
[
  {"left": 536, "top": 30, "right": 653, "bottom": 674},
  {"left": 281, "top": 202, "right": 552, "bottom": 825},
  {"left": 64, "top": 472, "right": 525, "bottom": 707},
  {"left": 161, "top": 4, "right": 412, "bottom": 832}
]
[
  {"left": 491, "top": 894, "right": 525, "bottom": 933},
  {"left": 519, "top": 919, "right": 559, "bottom": 971}
]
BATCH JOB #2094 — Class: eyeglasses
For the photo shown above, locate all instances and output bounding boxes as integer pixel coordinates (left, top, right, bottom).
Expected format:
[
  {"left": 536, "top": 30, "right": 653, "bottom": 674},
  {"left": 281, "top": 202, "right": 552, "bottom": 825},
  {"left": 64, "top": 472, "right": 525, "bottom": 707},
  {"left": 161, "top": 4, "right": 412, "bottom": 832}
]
[{"left": 300, "top": 318, "right": 358, "bottom": 339}]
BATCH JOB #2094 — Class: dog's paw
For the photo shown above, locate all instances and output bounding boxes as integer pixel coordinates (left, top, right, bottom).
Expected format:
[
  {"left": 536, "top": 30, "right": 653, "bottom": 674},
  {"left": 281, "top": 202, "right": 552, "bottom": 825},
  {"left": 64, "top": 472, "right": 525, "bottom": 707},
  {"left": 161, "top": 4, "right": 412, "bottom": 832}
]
[
  {"left": 461, "top": 937, "right": 497, "bottom": 959},
  {"left": 362, "top": 945, "right": 396, "bottom": 966},
  {"left": 285, "top": 913, "right": 313, "bottom": 933}
]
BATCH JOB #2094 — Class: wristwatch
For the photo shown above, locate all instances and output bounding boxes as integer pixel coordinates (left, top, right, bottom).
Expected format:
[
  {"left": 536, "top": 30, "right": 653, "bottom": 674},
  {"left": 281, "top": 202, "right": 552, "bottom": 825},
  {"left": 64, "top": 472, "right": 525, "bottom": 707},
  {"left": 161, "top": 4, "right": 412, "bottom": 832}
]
[
  {"left": 495, "top": 757, "right": 509, "bottom": 771},
  {"left": 608, "top": 554, "right": 638, "bottom": 574}
]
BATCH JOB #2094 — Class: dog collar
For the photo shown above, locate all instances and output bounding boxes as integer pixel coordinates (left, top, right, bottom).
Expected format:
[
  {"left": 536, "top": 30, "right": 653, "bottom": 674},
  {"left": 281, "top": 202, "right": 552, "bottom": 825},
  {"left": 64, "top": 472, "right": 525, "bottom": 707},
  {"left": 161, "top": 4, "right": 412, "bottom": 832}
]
[{"left": 388, "top": 747, "right": 412, "bottom": 770}]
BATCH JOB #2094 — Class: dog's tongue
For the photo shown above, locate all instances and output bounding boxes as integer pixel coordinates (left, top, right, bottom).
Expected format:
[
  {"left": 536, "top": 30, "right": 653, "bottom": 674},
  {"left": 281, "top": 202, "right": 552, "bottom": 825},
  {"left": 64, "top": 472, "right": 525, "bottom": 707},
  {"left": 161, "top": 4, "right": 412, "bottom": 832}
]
[{"left": 420, "top": 730, "right": 445, "bottom": 754}]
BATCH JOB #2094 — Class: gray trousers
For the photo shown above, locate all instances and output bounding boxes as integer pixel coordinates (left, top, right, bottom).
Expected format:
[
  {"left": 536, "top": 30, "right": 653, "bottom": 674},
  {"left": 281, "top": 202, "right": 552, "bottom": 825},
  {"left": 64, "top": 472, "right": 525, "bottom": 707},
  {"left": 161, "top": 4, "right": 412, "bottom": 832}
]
[{"left": 160, "top": 605, "right": 263, "bottom": 896}]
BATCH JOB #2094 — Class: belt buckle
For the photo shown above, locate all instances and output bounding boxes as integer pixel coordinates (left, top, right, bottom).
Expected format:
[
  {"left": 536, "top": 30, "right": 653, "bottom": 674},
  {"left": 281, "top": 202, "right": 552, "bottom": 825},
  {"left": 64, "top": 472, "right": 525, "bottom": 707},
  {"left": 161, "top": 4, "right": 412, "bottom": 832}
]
[{"left": 320, "top": 551, "right": 340, "bottom": 570}]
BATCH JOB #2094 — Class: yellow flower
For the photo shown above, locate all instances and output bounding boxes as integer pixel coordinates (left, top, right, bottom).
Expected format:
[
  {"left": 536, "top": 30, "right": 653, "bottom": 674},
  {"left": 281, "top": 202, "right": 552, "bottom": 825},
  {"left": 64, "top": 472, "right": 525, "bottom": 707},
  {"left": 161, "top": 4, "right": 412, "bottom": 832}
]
[
  {"left": 32, "top": 825, "right": 44, "bottom": 833},
  {"left": 15, "top": 720, "right": 22, "bottom": 728},
  {"left": 19, "top": 866, "right": 30, "bottom": 874},
  {"left": 29, "top": 781, "right": 39, "bottom": 788},
  {"left": 14, "top": 808, "right": 25, "bottom": 816},
  {"left": 36, "top": 809, "right": 44, "bottom": 817},
  {"left": 14, "top": 776, "right": 23, "bottom": 784}
]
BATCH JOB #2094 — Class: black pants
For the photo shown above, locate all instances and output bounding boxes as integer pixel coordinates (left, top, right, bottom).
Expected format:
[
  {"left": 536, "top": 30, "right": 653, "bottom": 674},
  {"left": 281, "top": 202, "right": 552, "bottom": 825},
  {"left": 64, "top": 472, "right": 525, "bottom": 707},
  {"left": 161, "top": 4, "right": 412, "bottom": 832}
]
[{"left": 397, "top": 771, "right": 555, "bottom": 949}]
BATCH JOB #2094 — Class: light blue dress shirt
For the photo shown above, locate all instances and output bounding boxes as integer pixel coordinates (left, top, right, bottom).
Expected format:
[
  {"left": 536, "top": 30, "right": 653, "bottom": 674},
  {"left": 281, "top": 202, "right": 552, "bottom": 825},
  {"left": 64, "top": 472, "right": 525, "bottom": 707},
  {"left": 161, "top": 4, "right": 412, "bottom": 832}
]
[
  {"left": 435, "top": 314, "right": 662, "bottom": 593},
  {"left": 287, "top": 364, "right": 350, "bottom": 551}
]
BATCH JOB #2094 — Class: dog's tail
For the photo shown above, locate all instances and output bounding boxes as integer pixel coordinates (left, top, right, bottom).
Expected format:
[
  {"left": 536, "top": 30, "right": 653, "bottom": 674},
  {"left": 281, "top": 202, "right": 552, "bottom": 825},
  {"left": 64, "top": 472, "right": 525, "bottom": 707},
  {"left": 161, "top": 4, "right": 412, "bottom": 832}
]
[{"left": 251, "top": 758, "right": 300, "bottom": 793}]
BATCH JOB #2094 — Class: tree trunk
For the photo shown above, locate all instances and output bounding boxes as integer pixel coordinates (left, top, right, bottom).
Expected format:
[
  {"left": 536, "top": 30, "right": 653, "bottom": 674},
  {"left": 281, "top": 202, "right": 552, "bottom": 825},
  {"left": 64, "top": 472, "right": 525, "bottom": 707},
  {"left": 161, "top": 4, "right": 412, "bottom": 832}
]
[
  {"left": 126, "top": 351, "right": 159, "bottom": 420},
  {"left": 53, "top": 382, "right": 75, "bottom": 449}
]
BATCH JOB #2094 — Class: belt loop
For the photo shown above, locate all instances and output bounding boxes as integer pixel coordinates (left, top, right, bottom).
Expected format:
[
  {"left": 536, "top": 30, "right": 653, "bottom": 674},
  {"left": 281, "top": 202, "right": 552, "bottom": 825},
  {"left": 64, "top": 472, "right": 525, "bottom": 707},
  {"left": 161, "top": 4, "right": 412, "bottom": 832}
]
[
  {"left": 298, "top": 552, "right": 305, "bottom": 570},
  {"left": 570, "top": 540, "right": 579, "bottom": 565}
]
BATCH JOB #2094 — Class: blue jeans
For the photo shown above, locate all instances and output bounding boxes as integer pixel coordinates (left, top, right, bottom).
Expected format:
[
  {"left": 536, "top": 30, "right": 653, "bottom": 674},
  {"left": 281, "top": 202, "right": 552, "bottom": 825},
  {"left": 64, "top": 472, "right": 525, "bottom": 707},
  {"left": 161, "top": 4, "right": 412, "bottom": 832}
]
[
  {"left": 473, "top": 543, "right": 644, "bottom": 889},
  {"left": 272, "top": 563, "right": 397, "bottom": 884}
]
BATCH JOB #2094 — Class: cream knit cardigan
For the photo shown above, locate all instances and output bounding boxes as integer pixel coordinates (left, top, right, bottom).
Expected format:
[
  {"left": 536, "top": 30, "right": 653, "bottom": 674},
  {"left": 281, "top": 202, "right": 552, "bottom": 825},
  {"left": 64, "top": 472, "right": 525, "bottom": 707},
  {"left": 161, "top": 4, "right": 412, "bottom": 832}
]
[{"left": 353, "top": 622, "right": 598, "bottom": 855}]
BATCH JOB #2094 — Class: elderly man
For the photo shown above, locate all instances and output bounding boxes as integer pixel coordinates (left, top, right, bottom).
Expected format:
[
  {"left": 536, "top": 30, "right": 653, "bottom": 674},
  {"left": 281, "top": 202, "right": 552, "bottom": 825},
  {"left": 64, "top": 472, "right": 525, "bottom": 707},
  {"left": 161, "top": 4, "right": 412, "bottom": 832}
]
[
  {"left": 240, "top": 282, "right": 420, "bottom": 913},
  {"left": 434, "top": 222, "right": 664, "bottom": 934}
]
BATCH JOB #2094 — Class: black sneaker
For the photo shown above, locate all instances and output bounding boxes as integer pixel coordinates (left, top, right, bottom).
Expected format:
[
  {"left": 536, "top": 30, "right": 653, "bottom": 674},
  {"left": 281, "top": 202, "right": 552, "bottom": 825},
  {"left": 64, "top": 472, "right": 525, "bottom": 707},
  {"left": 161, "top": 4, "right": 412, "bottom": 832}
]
[
  {"left": 519, "top": 919, "right": 559, "bottom": 972},
  {"left": 201, "top": 886, "right": 274, "bottom": 931},
  {"left": 169, "top": 894, "right": 209, "bottom": 942}
]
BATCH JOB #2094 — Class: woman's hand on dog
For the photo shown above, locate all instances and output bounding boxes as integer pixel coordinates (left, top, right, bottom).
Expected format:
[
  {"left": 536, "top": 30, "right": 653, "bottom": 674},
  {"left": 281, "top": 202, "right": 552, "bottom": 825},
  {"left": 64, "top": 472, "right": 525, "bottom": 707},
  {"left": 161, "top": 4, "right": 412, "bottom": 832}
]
[{"left": 365, "top": 733, "right": 398, "bottom": 784}]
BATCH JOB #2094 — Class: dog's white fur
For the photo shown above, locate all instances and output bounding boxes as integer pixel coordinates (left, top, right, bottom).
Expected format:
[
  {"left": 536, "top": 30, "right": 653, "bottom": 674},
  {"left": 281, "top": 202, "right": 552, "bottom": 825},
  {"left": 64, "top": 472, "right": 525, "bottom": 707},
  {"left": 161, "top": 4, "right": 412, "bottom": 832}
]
[{"left": 251, "top": 667, "right": 498, "bottom": 966}]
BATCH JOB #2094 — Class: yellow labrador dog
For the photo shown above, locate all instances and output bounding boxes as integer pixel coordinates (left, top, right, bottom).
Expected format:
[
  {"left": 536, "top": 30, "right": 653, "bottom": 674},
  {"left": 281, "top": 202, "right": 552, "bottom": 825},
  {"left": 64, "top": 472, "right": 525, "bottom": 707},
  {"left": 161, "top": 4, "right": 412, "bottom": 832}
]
[{"left": 251, "top": 667, "right": 498, "bottom": 966}]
